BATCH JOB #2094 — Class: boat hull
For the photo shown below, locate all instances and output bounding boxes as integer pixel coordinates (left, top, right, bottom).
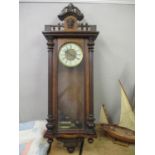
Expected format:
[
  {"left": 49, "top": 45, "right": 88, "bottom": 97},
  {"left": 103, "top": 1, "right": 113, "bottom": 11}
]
[{"left": 101, "top": 124, "right": 135, "bottom": 144}]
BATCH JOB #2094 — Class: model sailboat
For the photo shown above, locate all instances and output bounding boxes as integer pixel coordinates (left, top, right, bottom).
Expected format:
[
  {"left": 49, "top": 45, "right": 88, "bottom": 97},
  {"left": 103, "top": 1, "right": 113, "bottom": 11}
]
[{"left": 100, "top": 81, "right": 135, "bottom": 143}]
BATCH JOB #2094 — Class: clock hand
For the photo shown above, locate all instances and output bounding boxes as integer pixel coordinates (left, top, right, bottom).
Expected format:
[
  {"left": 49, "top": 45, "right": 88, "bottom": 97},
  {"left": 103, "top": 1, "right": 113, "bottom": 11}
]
[
  {"left": 68, "top": 53, "right": 76, "bottom": 57},
  {"left": 67, "top": 50, "right": 77, "bottom": 57}
]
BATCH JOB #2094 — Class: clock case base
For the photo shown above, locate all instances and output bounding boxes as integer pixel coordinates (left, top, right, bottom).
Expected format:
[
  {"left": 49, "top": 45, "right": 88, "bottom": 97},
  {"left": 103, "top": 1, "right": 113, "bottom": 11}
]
[{"left": 44, "top": 130, "right": 96, "bottom": 154}]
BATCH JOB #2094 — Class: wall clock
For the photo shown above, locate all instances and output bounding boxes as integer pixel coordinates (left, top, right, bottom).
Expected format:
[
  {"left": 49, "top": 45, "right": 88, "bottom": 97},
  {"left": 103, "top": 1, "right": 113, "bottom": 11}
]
[{"left": 42, "top": 3, "right": 99, "bottom": 153}]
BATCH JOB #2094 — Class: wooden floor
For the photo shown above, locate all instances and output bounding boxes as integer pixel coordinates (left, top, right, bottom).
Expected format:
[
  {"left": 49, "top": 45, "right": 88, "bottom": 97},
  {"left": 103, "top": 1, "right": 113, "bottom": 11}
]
[{"left": 49, "top": 125, "right": 135, "bottom": 155}]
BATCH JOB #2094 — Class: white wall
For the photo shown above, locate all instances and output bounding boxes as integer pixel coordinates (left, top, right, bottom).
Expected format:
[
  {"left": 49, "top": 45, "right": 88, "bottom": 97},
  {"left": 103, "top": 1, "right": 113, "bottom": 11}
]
[{"left": 19, "top": 2, "right": 135, "bottom": 123}]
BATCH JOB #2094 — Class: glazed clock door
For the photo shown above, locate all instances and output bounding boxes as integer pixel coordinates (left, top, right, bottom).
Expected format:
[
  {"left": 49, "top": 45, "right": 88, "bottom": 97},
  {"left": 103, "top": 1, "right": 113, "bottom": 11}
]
[{"left": 57, "top": 39, "right": 85, "bottom": 131}]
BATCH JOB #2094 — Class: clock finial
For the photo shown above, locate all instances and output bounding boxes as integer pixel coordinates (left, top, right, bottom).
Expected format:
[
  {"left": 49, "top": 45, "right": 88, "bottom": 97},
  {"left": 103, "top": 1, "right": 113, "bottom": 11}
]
[{"left": 58, "top": 3, "right": 84, "bottom": 21}]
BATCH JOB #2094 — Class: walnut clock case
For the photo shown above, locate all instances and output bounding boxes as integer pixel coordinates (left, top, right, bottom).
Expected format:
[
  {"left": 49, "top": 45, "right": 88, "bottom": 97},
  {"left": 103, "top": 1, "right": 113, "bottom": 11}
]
[{"left": 42, "top": 3, "right": 99, "bottom": 153}]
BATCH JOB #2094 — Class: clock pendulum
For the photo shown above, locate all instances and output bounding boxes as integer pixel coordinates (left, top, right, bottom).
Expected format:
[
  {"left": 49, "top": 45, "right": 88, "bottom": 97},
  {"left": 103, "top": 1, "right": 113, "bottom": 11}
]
[{"left": 42, "top": 3, "right": 99, "bottom": 153}]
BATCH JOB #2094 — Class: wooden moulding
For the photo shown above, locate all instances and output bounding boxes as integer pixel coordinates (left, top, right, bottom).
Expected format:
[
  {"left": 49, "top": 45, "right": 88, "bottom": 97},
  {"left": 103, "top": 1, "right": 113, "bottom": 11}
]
[{"left": 42, "top": 31, "right": 99, "bottom": 40}]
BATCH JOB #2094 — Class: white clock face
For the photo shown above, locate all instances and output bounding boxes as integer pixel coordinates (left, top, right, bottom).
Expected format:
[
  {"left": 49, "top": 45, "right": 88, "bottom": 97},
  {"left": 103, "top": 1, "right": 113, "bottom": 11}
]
[{"left": 59, "top": 43, "right": 83, "bottom": 67}]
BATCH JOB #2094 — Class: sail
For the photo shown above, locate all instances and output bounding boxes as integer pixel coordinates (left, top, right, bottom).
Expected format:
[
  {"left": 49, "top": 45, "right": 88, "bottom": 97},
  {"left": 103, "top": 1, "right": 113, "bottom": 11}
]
[
  {"left": 119, "top": 83, "right": 135, "bottom": 131},
  {"left": 99, "top": 105, "right": 109, "bottom": 124}
]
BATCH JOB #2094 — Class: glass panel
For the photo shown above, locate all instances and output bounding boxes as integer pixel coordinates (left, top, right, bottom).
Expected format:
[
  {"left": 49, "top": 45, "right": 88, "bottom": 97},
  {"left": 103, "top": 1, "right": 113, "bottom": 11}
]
[{"left": 58, "top": 57, "right": 84, "bottom": 130}]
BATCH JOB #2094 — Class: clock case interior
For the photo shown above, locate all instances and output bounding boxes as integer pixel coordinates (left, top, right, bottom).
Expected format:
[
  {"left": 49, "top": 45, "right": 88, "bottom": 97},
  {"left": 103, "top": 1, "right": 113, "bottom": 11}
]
[{"left": 42, "top": 3, "right": 99, "bottom": 153}]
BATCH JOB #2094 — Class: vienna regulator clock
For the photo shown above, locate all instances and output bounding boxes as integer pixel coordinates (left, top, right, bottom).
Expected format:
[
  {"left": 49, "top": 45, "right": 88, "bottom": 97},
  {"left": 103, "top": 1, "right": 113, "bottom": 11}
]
[{"left": 42, "top": 3, "right": 99, "bottom": 153}]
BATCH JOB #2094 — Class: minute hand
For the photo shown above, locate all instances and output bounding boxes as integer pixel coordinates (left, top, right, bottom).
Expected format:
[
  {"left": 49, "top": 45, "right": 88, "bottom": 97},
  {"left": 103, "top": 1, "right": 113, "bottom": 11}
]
[{"left": 67, "top": 51, "right": 76, "bottom": 58}]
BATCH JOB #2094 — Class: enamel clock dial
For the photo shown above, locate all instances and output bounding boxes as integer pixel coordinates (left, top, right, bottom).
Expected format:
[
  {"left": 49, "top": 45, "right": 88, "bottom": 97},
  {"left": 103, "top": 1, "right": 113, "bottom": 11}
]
[{"left": 59, "top": 43, "right": 83, "bottom": 67}]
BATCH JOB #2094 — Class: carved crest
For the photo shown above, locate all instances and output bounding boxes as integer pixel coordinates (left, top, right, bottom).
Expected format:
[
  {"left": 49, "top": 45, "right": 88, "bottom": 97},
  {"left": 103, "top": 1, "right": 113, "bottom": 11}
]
[
  {"left": 44, "top": 3, "right": 97, "bottom": 32},
  {"left": 58, "top": 3, "right": 84, "bottom": 21},
  {"left": 66, "top": 18, "right": 75, "bottom": 28}
]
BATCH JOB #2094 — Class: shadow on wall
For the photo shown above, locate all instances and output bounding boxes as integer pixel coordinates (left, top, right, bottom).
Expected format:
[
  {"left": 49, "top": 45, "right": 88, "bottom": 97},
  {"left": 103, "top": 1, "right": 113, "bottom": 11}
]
[
  {"left": 120, "top": 63, "right": 135, "bottom": 111},
  {"left": 94, "top": 35, "right": 134, "bottom": 124}
]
